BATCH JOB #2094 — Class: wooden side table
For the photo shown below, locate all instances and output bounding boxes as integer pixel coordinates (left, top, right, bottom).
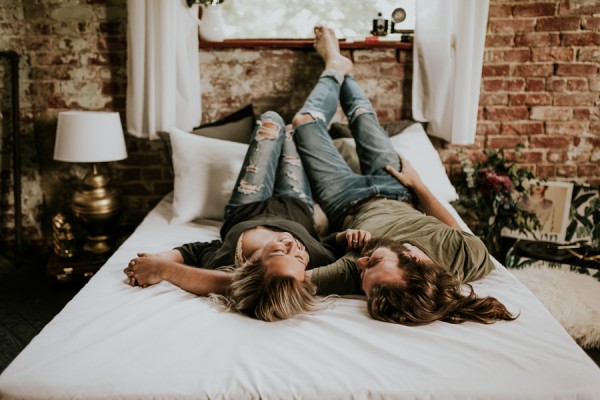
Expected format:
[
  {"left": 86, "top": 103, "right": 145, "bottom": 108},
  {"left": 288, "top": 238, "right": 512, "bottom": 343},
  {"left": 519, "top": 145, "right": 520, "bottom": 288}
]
[
  {"left": 505, "top": 239, "right": 600, "bottom": 276},
  {"left": 46, "top": 226, "right": 133, "bottom": 286},
  {"left": 47, "top": 251, "right": 108, "bottom": 285}
]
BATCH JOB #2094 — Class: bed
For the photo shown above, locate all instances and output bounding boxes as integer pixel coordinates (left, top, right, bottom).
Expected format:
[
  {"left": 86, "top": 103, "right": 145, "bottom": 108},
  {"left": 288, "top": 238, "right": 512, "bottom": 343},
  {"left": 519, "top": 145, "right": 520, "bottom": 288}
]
[{"left": 1, "top": 122, "right": 600, "bottom": 399}]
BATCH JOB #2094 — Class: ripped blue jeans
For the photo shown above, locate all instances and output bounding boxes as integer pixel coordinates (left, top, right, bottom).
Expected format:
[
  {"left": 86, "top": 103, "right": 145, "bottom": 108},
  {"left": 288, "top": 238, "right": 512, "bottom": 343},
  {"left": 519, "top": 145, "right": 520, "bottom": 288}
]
[
  {"left": 293, "top": 71, "right": 412, "bottom": 230},
  {"left": 224, "top": 111, "right": 313, "bottom": 220}
]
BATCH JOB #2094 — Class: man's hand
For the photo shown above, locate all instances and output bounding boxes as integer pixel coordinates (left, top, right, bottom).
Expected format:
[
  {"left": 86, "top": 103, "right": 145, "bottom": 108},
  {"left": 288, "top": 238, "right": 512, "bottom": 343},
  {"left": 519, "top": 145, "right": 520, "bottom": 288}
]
[
  {"left": 385, "top": 158, "right": 423, "bottom": 189},
  {"left": 386, "top": 158, "right": 461, "bottom": 229},
  {"left": 336, "top": 229, "right": 371, "bottom": 250}
]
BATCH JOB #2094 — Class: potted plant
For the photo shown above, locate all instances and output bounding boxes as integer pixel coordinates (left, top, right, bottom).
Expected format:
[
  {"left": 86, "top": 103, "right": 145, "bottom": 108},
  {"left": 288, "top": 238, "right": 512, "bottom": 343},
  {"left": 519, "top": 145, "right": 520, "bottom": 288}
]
[{"left": 450, "top": 148, "right": 541, "bottom": 259}]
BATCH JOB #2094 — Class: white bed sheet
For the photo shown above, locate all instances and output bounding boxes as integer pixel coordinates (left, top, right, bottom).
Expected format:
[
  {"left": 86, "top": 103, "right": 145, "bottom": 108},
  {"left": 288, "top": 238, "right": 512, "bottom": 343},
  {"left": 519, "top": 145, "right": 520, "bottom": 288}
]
[{"left": 1, "top": 193, "right": 600, "bottom": 400}]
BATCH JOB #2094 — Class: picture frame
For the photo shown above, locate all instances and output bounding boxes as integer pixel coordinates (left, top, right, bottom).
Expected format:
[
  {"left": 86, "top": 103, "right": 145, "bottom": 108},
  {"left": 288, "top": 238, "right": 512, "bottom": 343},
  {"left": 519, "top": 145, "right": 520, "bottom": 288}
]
[
  {"left": 502, "top": 180, "right": 574, "bottom": 243},
  {"left": 565, "top": 184, "right": 600, "bottom": 248}
]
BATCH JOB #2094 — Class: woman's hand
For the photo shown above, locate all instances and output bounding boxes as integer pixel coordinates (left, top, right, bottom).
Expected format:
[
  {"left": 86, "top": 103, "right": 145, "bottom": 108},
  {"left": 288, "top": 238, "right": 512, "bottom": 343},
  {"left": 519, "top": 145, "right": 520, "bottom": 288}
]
[
  {"left": 124, "top": 252, "right": 168, "bottom": 288},
  {"left": 385, "top": 158, "right": 423, "bottom": 189},
  {"left": 336, "top": 229, "right": 371, "bottom": 250},
  {"left": 123, "top": 251, "right": 232, "bottom": 296}
]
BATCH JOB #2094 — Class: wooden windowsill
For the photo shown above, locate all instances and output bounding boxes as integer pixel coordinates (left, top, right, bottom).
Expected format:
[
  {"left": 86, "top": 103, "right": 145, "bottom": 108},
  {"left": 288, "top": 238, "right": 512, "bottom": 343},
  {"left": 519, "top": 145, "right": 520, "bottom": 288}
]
[{"left": 199, "top": 38, "right": 413, "bottom": 50}]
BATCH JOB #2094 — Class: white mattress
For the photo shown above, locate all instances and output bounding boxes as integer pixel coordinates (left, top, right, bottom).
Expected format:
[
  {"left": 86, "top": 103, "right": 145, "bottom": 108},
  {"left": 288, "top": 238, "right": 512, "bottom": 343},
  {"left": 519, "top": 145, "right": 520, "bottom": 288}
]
[{"left": 2, "top": 193, "right": 600, "bottom": 400}]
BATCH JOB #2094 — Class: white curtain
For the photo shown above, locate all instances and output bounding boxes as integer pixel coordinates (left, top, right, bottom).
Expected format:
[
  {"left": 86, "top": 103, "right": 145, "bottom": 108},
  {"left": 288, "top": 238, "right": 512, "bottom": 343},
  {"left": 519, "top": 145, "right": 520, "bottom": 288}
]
[
  {"left": 412, "top": 0, "right": 489, "bottom": 145},
  {"left": 127, "top": 0, "right": 201, "bottom": 140}
]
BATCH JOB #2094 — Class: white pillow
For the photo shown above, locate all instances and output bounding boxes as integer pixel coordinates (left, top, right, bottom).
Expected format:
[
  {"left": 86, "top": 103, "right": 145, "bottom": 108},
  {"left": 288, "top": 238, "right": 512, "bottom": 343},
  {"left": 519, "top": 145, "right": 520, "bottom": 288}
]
[
  {"left": 389, "top": 123, "right": 458, "bottom": 202},
  {"left": 334, "top": 123, "right": 458, "bottom": 202},
  {"left": 169, "top": 127, "right": 248, "bottom": 223}
]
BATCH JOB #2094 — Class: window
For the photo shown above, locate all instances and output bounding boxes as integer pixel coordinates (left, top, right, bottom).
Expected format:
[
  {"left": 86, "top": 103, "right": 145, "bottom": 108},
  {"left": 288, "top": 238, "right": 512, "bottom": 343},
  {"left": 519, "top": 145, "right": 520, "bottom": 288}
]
[{"left": 217, "top": 0, "right": 415, "bottom": 40}]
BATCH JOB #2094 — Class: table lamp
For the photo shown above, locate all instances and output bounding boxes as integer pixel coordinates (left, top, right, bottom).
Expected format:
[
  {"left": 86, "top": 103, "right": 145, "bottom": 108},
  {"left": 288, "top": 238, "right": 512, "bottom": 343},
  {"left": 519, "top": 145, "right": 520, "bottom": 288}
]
[{"left": 53, "top": 111, "right": 128, "bottom": 254}]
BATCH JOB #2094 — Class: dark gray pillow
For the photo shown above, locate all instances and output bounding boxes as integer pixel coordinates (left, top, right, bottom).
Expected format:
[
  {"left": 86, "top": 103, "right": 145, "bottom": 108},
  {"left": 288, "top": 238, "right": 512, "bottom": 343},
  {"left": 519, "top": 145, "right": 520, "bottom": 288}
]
[{"left": 191, "top": 104, "right": 255, "bottom": 143}]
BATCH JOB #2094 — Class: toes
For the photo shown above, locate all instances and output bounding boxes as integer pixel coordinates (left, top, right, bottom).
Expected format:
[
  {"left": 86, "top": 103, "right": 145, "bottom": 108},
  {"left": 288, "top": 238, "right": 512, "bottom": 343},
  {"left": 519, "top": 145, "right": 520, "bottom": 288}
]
[{"left": 314, "top": 25, "right": 327, "bottom": 40}]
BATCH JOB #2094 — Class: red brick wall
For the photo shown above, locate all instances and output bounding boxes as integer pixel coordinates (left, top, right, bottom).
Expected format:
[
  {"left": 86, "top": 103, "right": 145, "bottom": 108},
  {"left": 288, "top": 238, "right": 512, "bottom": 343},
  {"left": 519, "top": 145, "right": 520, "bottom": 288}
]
[
  {"left": 442, "top": 0, "right": 600, "bottom": 183},
  {"left": 199, "top": 48, "right": 412, "bottom": 128},
  {"left": 0, "top": 0, "right": 598, "bottom": 256}
]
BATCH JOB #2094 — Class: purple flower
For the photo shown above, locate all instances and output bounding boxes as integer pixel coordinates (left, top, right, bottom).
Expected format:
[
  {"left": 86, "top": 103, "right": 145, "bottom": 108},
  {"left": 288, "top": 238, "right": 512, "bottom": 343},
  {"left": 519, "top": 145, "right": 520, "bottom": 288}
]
[{"left": 477, "top": 168, "right": 513, "bottom": 194}]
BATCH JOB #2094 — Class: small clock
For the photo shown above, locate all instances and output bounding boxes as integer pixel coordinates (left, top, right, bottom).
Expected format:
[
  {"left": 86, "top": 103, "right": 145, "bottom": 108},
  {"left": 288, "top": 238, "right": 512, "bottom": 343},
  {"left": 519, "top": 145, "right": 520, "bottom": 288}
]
[{"left": 391, "top": 7, "right": 407, "bottom": 24}]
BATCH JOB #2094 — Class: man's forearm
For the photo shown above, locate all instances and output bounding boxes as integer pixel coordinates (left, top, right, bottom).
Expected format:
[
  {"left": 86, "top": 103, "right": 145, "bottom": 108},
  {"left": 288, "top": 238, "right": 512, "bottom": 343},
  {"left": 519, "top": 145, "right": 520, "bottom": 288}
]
[
  {"left": 385, "top": 163, "right": 461, "bottom": 229},
  {"left": 412, "top": 181, "right": 461, "bottom": 229}
]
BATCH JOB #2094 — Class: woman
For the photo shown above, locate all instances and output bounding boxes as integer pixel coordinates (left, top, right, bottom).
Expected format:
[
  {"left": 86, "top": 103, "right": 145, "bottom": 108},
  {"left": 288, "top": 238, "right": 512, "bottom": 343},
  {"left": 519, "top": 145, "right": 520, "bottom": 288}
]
[
  {"left": 124, "top": 111, "right": 369, "bottom": 322},
  {"left": 294, "top": 26, "right": 516, "bottom": 326}
]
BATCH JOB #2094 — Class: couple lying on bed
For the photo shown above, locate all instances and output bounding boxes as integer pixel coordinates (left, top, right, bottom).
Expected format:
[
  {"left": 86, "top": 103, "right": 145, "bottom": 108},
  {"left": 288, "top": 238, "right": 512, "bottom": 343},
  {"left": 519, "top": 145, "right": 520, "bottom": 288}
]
[{"left": 124, "top": 26, "right": 515, "bottom": 326}]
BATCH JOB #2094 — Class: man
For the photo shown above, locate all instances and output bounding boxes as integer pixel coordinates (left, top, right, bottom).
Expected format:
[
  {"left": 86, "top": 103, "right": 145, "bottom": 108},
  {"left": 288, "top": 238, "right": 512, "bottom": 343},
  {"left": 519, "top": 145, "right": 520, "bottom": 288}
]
[{"left": 293, "top": 25, "right": 515, "bottom": 325}]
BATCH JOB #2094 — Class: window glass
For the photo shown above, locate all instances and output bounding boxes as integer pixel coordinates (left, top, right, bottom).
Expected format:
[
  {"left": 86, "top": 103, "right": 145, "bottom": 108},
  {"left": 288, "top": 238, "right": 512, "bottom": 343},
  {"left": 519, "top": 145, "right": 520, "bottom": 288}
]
[{"left": 218, "top": 0, "right": 415, "bottom": 39}]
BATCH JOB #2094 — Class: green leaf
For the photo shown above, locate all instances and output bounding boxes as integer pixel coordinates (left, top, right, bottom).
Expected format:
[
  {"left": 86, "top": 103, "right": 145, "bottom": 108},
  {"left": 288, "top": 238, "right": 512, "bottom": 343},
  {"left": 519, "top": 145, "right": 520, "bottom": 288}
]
[{"left": 572, "top": 192, "right": 596, "bottom": 208}]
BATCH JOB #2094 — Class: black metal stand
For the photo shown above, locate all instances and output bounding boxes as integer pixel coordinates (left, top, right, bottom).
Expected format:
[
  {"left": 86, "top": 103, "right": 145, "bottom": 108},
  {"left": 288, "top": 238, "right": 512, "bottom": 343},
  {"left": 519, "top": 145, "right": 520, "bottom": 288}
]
[{"left": 0, "top": 51, "right": 22, "bottom": 263}]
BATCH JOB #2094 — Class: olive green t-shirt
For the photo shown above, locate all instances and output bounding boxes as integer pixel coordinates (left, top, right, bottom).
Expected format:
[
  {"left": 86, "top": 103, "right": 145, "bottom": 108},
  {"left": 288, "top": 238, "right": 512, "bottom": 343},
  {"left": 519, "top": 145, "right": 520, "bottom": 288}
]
[{"left": 312, "top": 199, "right": 495, "bottom": 296}]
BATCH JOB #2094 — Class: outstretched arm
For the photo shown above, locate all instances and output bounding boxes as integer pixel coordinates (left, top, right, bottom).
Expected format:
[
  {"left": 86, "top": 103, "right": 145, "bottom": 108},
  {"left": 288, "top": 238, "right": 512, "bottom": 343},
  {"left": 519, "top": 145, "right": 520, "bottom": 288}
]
[
  {"left": 124, "top": 251, "right": 233, "bottom": 296},
  {"left": 386, "top": 159, "right": 461, "bottom": 229}
]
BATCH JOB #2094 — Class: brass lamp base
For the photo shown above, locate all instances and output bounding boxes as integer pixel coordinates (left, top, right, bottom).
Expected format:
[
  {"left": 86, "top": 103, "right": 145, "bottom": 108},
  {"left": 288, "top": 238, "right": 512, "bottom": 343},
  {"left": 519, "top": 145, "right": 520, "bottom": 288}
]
[
  {"left": 72, "top": 164, "right": 121, "bottom": 255},
  {"left": 83, "top": 236, "right": 114, "bottom": 254}
]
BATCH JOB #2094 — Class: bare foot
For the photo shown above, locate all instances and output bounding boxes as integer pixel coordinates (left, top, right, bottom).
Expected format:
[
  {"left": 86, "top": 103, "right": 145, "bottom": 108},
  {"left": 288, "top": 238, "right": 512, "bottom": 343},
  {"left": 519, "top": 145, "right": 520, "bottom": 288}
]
[
  {"left": 314, "top": 25, "right": 352, "bottom": 76},
  {"left": 314, "top": 25, "right": 339, "bottom": 52}
]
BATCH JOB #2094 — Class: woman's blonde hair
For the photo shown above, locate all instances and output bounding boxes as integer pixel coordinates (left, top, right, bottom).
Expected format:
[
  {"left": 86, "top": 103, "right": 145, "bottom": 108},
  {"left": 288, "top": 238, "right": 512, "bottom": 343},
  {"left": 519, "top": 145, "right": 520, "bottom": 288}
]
[
  {"left": 210, "top": 233, "right": 321, "bottom": 322},
  {"left": 226, "top": 261, "right": 319, "bottom": 321}
]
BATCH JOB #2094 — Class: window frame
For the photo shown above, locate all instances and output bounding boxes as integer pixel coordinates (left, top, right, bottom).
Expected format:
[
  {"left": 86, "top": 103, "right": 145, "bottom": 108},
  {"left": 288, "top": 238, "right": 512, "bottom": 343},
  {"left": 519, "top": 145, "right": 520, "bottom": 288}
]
[{"left": 199, "top": 38, "right": 413, "bottom": 50}]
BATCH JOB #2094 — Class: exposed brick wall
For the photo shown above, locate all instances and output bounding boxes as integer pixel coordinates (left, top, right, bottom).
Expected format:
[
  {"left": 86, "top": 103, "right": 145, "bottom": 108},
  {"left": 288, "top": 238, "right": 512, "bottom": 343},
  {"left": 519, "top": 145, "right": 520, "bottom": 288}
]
[
  {"left": 199, "top": 48, "right": 412, "bottom": 129},
  {"left": 0, "top": 0, "right": 149, "bottom": 257},
  {"left": 442, "top": 0, "right": 600, "bottom": 184},
  {"left": 0, "top": 0, "right": 598, "bottom": 258}
]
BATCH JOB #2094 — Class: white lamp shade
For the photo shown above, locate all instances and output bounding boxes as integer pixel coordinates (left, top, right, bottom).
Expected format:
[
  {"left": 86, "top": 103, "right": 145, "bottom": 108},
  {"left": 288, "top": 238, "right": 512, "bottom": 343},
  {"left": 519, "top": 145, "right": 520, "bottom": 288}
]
[{"left": 54, "top": 111, "right": 128, "bottom": 162}]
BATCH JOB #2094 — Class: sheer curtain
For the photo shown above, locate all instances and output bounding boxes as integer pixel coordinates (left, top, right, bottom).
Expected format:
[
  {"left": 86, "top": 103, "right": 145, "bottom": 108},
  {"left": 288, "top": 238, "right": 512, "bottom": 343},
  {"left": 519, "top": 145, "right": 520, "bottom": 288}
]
[
  {"left": 127, "top": 0, "right": 201, "bottom": 140},
  {"left": 412, "top": 0, "right": 489, "bottom": 145}
]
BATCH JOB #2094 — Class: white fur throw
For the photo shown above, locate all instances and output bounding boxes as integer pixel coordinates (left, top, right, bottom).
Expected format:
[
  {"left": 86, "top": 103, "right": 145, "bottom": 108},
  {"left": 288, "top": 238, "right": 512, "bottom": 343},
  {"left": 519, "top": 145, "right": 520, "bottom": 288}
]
[{"left": 510, "top": 265, "right": 600, "bottom": 349}]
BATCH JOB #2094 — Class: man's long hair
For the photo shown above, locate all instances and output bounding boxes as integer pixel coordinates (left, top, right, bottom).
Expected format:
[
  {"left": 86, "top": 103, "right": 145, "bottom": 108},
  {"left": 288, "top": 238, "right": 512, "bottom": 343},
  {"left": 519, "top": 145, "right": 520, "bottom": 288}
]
[{"left": 364, "top": 238, "right": 517, "bottom": 326}]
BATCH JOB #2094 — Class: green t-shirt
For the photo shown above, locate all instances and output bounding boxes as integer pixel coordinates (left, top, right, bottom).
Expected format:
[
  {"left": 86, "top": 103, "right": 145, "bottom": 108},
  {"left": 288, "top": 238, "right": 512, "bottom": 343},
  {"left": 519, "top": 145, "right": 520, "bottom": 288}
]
[{"left": 312, "top": 199, "right": 495, "bottom": 296}]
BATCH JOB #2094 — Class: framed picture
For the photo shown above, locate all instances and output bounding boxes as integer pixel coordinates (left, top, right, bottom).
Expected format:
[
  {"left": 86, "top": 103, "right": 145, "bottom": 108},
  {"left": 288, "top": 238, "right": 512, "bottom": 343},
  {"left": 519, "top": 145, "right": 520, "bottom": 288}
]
[
  {"left": 502, "top": 181, "right": 574, "bottom": 243},
  {"left": 565, "top": 184, "right": 600, "bottom": 248}
]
